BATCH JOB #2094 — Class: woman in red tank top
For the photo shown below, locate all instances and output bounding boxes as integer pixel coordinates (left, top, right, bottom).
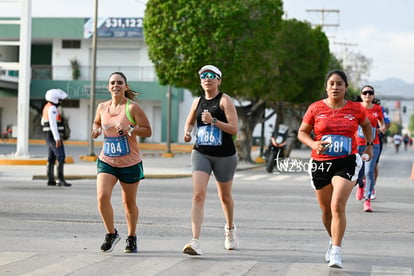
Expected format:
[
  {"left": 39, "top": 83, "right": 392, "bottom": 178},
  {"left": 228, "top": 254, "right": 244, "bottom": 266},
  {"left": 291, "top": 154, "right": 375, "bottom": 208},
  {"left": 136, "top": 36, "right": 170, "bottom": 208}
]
[{"left": 298, "top": 70, "right": 373, "bottom": 269}]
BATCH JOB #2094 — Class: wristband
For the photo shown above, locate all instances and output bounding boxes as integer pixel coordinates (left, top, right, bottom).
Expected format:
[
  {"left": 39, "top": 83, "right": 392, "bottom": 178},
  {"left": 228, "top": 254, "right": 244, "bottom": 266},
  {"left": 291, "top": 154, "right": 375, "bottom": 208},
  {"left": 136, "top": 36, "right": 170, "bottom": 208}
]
[{"left": 366, "top": 141, "right": 374, "bottom": 146}]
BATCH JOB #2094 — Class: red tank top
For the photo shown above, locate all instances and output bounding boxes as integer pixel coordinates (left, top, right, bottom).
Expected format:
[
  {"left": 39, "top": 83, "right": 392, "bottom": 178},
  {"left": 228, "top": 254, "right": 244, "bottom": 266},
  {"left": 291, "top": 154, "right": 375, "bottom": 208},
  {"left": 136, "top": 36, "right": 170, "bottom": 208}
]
[
  {"left": 303, "top": 100, "right": 366, "bottom": 161},
  {"left": 355, "top": 103, "right": 384, "bottom": 146}
]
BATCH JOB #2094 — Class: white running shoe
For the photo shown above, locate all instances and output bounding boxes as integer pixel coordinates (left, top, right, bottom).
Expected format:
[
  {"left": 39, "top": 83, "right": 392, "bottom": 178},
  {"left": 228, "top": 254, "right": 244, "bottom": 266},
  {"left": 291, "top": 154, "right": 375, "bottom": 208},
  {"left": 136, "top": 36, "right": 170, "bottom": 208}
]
[
  {"left": 224, "top": 224, "right": 239, "bottom": 250},
  {"left": 370, "top": 188, "right": 376, "bottom": 200},
  {"left": 182, "top": 238, "right": 202, "bottom": 255},
  {"left": 328, "top": 248, "right": 343, "bottom": 269},
  {"left": 325, "top": 239, "right": 332, "bottom": 262}
]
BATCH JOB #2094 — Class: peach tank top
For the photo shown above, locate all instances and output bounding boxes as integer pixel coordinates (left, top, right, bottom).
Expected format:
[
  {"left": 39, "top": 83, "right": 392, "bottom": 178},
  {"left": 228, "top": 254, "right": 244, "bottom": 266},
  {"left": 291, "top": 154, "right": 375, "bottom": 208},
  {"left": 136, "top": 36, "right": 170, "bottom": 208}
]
[{"left": 98, "top": 99, "right": 141, "bottom": 167}]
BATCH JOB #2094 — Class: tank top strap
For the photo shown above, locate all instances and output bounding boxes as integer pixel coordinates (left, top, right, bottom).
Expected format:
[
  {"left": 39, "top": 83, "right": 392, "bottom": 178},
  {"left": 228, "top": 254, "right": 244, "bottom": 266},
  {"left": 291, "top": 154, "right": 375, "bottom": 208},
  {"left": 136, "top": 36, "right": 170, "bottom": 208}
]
[{"left": 125, "top": 99, "right": 136, "bottom": 124}]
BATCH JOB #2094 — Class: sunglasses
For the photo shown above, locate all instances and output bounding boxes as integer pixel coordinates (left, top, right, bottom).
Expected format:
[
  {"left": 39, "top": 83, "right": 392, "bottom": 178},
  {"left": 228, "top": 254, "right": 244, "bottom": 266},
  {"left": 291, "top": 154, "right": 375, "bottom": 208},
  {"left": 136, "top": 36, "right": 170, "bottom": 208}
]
[
  {"left": 361, "top": 90, "right": 374, "bottom": 95},
  {"left": 200, "top": 72, "right": 219, "bottom": 80},
  {"left": 110, "top": 80, "right": 125, "bottom": 85}
]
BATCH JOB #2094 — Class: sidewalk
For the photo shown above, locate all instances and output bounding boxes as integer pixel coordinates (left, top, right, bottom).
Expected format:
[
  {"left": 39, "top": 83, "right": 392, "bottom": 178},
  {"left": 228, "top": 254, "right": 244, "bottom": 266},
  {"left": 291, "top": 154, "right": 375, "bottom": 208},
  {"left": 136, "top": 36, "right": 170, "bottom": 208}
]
[{"left": 1, "top": 141, "right": 312, "bottom": 180}]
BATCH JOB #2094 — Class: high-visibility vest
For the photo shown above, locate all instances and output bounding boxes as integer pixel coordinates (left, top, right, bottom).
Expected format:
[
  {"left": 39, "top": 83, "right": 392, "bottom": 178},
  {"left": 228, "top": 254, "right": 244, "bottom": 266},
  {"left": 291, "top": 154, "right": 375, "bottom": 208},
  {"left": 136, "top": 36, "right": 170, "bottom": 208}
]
[{"left": 41, "top": 102, "right": 64, "bottom": 132}]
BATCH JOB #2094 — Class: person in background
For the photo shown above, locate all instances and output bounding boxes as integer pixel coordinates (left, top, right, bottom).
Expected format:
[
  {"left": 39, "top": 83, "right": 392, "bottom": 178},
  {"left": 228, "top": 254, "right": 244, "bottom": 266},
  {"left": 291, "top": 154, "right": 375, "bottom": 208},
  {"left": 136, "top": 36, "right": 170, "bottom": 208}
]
[
  {"left": 41, "top": 88, "right": 71, "bottom": 187},
  {"left": 354, "top": 85, "right": 386, "bottom": 212},
  {"left": 393, "top": 133, "right": 402, "bottom": 153},
  {"left": 372, "top": 99, "right": 391, "bottom": 200},
  {"left": 298, "top": 70, "right": 373, "bottom": 269},
  {"left": 182, "top": 65, "right": 239, "bottom": 255},
  {"left": 91, "top": 72, "right": 152, "bottom": 254},
  {"left": 403, "top": 134, "right": 410, "bottom": 151}
]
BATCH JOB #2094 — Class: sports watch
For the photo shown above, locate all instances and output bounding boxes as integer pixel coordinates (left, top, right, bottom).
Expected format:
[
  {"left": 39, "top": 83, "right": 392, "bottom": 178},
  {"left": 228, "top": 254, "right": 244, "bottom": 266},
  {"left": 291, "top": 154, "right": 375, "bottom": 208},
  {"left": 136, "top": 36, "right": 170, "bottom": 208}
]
[{"left": 128, "top": 125, "right": 134, "bottom": 136}]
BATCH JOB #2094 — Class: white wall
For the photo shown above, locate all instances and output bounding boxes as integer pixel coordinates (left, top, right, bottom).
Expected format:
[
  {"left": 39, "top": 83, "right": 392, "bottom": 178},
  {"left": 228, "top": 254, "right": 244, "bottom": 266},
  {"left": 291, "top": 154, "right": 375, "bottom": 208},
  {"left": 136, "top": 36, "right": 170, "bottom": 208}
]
[
  {"left": 48, "top": 37, "right": 165, "bottom": 141},
  {"left": 51, "top": 38, "right": 155, "bottom": 81},
  {"left": 178, "top": 90, "right": 197, "bottom": 140},
  {"left": 0, "top": 98, "right": 18, "bottom": 134}
]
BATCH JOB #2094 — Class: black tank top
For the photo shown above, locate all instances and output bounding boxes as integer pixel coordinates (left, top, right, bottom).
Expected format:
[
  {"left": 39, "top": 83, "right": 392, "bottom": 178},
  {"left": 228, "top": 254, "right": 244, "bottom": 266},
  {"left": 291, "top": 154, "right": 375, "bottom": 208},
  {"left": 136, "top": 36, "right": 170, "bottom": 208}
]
[{"left": 193, "top": 92, "right": 236, "bottom": 156}]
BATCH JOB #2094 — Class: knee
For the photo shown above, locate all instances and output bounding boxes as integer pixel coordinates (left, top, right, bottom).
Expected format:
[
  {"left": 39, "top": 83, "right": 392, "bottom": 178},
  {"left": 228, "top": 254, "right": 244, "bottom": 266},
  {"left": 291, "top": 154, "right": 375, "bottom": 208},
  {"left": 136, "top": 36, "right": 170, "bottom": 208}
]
[
  {"left": 193, "top": 191, "right": 206, "bottom": 203},
  {"left": 218, "top": 192, "right": 233, "bottom": 205},
  {"left": 123, "top": 201, "right": 138, "bottom": 213},
  {"left": 330, "top": 202, "right": 345, "bottom": 216},
  {"left": 97, "top": 193, "right": 111, "bottom": 208},
  {"left": 321, "top": 206, "right": 332, "bottom": 218}
]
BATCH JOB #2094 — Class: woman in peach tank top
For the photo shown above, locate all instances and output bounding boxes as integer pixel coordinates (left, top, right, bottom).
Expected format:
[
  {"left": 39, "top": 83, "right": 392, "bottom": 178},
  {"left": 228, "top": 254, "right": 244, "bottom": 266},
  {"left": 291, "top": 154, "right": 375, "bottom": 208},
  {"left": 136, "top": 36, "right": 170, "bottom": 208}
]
[{"left": 91, "top": 72, "right": 152, "bottom": 253}]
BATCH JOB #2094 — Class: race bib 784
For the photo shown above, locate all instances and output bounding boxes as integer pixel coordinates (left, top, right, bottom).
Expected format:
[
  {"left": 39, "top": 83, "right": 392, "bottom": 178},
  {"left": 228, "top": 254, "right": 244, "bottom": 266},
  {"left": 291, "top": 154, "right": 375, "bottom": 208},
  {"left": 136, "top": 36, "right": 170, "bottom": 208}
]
[{"left": 103, "top": 136, "right": 130, "bottom": 157}]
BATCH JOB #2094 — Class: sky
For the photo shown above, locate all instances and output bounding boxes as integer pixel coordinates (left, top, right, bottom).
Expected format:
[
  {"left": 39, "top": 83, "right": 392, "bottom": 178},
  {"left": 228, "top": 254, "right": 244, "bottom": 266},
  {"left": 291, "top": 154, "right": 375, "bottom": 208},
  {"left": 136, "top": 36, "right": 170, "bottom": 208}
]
[{"left": 1, "top": 0, "right": 413, "bottom": 84}]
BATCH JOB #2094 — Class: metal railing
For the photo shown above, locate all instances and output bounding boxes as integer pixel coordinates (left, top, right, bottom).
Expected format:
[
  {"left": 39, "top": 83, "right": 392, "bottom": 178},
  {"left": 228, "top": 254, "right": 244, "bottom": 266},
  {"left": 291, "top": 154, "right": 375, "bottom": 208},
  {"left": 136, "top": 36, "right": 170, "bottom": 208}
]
[
  {"left": 1, "top": 65, "right": 159, "bottom": 83},
  {"left": 32, "top": 65, "right": 158, "bottom": 82}
]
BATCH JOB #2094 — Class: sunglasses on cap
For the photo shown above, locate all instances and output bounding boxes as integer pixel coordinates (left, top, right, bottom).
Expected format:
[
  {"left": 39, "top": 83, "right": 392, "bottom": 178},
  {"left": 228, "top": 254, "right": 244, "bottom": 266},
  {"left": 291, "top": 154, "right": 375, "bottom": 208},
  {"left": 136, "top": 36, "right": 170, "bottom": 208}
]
[
  {"left": 361, "top": 90, "right": 374, "bottom": 95},
  {"left": 200, "top": 72, "right": 219, "bottom": 80}
]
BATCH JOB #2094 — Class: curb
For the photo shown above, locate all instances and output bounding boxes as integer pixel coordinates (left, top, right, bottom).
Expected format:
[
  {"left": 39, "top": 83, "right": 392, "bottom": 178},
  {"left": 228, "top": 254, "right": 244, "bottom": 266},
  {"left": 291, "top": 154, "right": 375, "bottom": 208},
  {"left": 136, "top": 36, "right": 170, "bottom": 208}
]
[
  {"left": 32, "top": 173, "right": 193, "bottom": 180},
  {"left": 0, "top": 156, "right": 74, "bottom": 165},
  {"left": 31, "top": 164, "right": 263, "bottom": 180}
]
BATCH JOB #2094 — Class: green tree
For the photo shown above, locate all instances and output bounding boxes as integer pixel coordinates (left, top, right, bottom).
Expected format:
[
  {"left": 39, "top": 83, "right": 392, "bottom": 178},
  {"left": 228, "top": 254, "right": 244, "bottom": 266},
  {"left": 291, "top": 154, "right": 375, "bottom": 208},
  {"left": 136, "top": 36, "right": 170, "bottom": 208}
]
[
  {"left": 256, "top": 20, "right": 330, "bottom": 158},
  {"left": 328, "top": 53, "right": 343, "bottom": 71},
  {"left": 144, "top": 0, "right": 284, "bottom": 92},
  {"left": 409, "top": 114, "right": 414, "bottom": 134},
  {"left": 388, "top": 121, "right": 403, "bottom": 136},
  {"left": 145, "top": 0, "right": 284, "bottom": 161},
  {"left": 144, "top": 1, "right": 330, "bottom": 161}
]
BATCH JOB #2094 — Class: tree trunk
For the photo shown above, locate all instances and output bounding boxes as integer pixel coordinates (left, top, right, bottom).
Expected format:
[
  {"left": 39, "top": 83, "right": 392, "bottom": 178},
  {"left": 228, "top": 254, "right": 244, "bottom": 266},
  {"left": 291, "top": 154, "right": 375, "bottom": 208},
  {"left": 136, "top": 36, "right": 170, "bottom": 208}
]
[{"left": 235, "top": 99, "right": 267, "bottom": 163}]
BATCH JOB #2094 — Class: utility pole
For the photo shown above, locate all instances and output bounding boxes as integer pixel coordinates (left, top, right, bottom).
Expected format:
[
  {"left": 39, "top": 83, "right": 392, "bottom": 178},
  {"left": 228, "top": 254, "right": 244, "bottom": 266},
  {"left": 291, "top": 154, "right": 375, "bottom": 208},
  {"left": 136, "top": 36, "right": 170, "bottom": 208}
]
[
  {"left": 333, "top": 41, "right": 358, "bottom": 69},
  {"left": 306, "top": 9, "right": 339, "bottom": 39},
  {"left": 306, "top": 9, "right": 340, "bottom": 28},
  {"left": 333, "top": 41, "right": 359, "bottom": 57}
]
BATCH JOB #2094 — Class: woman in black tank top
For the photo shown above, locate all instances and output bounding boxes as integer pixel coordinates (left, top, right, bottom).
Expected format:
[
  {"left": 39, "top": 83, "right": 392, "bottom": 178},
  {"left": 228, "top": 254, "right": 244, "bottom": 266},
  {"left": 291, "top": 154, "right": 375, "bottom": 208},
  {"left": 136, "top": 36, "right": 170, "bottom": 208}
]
[{"left": 182, "top": 65, "right": 239, "bottom": 255}]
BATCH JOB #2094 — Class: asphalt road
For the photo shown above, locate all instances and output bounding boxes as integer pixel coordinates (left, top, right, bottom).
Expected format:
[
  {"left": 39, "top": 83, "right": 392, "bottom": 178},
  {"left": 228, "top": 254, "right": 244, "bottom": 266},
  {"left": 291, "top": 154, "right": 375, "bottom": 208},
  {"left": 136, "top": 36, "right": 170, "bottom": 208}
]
[{"left": 0, "top": 144, "right": 413, "bottom": 275}]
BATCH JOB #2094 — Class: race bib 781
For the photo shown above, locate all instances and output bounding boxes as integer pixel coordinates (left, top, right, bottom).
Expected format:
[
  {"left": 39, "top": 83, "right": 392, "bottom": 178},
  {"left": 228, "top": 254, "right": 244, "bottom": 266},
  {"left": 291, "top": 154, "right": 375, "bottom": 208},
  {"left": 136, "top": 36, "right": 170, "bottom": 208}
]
[{"left": 322, "top": 134, "right": 352, "bottom": 157}]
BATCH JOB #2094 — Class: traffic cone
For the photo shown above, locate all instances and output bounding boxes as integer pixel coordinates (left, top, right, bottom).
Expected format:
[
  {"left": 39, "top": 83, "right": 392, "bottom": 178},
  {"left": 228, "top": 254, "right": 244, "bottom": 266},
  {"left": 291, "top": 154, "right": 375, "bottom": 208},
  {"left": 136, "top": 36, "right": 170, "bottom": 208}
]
[{"left": 411, "top": 163, "right": 414, "bottom": 180}]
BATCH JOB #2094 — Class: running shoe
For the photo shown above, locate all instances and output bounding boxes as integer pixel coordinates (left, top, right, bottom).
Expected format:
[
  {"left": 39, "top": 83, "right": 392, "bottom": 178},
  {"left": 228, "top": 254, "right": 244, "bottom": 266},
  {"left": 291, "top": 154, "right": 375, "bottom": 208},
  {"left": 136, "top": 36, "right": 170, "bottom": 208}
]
[
  {"left": 124, "top": 235, "right": 138, "bottom": 253},
  {"left": 363, "top": 199, "right": 373, "bottom": 212},
  {"left": 182, "top": 238, "right": 202, "bottom": 255},
  {"left": 370, "top": 188, "right": 376, "bottom": 200},
  {"left": 325, "top": 239, "right": 332, "bottom": 262},
  {"left": 355, "top": 187, "right": 364, "bottom": 200},
  {"left": 100, "top": 229, "right": 121, "bottom": 253},
  {"left": 224, "top": 224, "right": 239, "bottom": 250},
  {"left": 328, "top": 249, "right": 343, "bottom": 268}
]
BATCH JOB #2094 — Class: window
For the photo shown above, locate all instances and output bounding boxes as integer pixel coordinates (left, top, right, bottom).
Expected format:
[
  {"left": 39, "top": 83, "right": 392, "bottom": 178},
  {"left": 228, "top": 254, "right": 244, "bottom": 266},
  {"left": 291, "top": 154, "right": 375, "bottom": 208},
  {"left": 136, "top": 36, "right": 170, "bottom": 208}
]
[
  {"left": 62, "top": 40, "right": 81, "bottom": 49},
  {"left": 61, "top": 99, "right": 80, "bottom": 108}
]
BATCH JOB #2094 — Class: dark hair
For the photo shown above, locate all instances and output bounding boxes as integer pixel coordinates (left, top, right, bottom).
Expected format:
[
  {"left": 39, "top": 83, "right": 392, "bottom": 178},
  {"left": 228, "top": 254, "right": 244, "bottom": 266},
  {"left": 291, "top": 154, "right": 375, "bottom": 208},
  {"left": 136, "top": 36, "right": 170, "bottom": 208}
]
[
  {"left": 325, "top": 70, "right": 349, "bottom": 87},
  {"left": 361, "top": 84, "right": 375, "bottom": 93},
  {"left": 353, "top": 95, "right": 362, "bottom": 102},
  {"left": 372, "top": 98, "right": 381, "bottom": 105},
  {"left": 108, "top": 71, "right": 138, "bottom": 101}
]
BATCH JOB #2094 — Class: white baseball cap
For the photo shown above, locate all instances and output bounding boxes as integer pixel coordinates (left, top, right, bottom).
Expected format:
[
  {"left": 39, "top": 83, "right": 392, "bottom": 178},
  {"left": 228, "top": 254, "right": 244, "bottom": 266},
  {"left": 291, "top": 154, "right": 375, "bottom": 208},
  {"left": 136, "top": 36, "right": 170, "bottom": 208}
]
[{"left": 198, "top": 65, "right": 222, "bottom": 78}]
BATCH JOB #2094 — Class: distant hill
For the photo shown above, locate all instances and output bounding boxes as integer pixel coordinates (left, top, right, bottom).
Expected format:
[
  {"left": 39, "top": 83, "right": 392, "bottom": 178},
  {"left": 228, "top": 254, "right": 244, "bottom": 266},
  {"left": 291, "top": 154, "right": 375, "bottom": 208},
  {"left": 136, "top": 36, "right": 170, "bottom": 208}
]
[{"left": 371, "top": 78, "right": 414, "bottom": 97}]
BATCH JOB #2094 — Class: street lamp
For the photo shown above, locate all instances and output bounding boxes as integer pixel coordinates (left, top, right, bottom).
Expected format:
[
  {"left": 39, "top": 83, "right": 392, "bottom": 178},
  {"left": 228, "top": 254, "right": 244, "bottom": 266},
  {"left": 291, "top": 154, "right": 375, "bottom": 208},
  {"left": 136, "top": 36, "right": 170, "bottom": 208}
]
[{"left": 162, "top": 84, "right": 174, "bottom": 157}]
